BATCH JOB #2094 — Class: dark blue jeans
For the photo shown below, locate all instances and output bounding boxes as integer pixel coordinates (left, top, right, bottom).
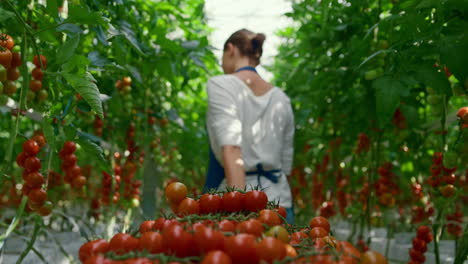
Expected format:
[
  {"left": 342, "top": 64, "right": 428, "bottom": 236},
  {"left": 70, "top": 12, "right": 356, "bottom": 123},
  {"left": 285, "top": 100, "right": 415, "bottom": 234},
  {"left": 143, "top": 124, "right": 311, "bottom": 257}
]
[{"left": 285, "top": 207, "right": 295, "bottom": 224}]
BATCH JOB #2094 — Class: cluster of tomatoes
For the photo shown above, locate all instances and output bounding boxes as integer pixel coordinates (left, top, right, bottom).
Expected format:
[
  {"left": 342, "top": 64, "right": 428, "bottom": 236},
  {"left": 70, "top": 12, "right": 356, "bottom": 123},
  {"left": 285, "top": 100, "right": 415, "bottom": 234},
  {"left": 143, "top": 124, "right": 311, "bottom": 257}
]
[
  {"left": 445, "top": 205, "right": 462, "bottom": 237},
  {"left": 115, "top": 76, "right": 132, "bottom": 94},
  {"left": 78, "top": 182, "right": 387, "bottom": 264},
  {"left": 410, "top": 204, "right": 434, "bottom": 225},
  {"left": 408, "top": 225, "right": 433, "bottom": 264},
  {"left": 121, "top": 124, "right": 142, "bottom": 203},
  {"left": 391, "top": 108, "right": 407, "bottom": 130},
  {"left": 0, "top": 33, "right": 21, "bottom": 104},
  {"left": 59, "top": 141, "right": 87, "bottom": 189},
  {"left": 427, "top": 152, "right": 456, "bottom": 198},
  {"left": 375, "top": 162, "right": 399, "bottom": 207},
  {"left": 94, "top": 115, "right": 104, "bottom": 137},
  {"left": 16, "top": 137, "right": 52, "bottom": 216},
  {"left": 28, "top": 54, "right": 48, "bottom": 103},
  {"left": 355, "top": 132, "right": 370, "bottom": 154}
]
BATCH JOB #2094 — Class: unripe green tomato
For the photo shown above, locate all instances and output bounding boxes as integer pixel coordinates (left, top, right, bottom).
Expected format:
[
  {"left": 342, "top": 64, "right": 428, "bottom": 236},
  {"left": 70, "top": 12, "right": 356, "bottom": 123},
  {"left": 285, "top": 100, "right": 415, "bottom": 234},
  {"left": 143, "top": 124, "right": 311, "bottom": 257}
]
[
  {"left": 427, "top": 94, "right": 442, "bottom": 105},
  {"left": 0, "top": 66, "right": 6, "bottom": 82},
  {"left": 27, "top": 90, "right": 36, "bottom": 101},
  {"left": 122, "top": 85, "right": 132, "bottom": 93},
  {"left": 4, "top": 81, "right": 16, "bottom": 95},
  {"left": 12, "top": 46, "right": 21, "bottom": 53},
  {"left": 37, "top": 89, "right": 48, "bottom": 101},
  {"left": 426, "top": 86, "right": 436, "bottom": 94},
  {"left": 365, "top": 70, "right": 378, "bottom": 80},
  {"left": 0, "top": 94, "right": 8, "bottom": 105},
  {"left": 131, "top": 198, "right": 140, "bottom": 208},
  {"left": 443, "top": 151, "right": 457, "bottom": 169}
]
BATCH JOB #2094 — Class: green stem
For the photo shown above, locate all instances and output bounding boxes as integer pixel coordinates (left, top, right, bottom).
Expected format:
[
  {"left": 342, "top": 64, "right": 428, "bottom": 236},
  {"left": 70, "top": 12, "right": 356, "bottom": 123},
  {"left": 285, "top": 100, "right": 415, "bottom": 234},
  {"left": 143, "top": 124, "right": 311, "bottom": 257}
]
[
  {"left": 0, "top": 196, "right": 27, "bottom": 248},
  {"left": 433, "top": 207, "right": 445, "bottom": 264},
  {"left": 16, "top": 216, "right": 42, "bottom": 264}
]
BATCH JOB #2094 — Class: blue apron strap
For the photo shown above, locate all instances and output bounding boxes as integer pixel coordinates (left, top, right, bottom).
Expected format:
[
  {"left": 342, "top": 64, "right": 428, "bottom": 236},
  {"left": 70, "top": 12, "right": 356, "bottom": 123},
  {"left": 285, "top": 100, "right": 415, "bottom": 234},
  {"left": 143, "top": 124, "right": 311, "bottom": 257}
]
[
  {"left": 246, "top": 163, "right": 281, "bottom": 189},
  {"left": 203, "top": 146, "right": 225, "bottom": 193}
]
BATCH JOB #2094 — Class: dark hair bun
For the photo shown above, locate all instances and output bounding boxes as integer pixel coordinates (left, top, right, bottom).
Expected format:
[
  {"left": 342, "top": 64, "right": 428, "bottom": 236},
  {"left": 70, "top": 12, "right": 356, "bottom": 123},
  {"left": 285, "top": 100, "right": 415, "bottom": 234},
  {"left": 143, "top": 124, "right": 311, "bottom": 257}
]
[{"left": 251, "top": 33, "right": 266, "bottom": 57}]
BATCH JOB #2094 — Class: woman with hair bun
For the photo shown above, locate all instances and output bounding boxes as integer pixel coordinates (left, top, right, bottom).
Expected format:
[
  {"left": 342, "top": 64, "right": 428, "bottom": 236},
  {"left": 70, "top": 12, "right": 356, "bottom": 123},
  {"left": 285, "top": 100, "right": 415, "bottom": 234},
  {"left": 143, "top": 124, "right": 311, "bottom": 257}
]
[{"left": 204, "top": 29, "right": 295, "bottom": 223}]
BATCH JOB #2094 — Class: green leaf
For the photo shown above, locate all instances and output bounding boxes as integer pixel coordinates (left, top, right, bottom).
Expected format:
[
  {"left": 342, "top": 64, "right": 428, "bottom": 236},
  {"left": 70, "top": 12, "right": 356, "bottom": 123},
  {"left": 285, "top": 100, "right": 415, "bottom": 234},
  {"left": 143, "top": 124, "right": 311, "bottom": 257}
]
[
  {"left": 415, "top": 65, "right": 451, "bottom": 95},
  {"left": 45, "top": 0, "right": 58, "bottom": 19},
  {"left": 440, "top": 36, "right": 468, "bottom": 84},
  {"left": 41, "top": 117, "right": 55, "bottom": 146},
  {"left": 56, "top": 23, "right": 83, "bottom": 34},
  {"left": 373, "top": 76, "right": 406, "bottom": 128},
  {"left": 63, "top": 72, "right": 103, "bottom": 118},
  {"left": 76, "top": 136, "right": 108, "bottom": 170},
  {"left": 0, "top": 8, "right": 15, "bottom": 23},
  {"left": 67, "top": 5, "right": 106, "bottom": 25},
  {"left": 88, "top": 51, "right": 110, "bottom": 67},
  {"left": 56, "top": 34, "right": 80, "bottom": 64},
  {"left": 62, "top": 54, "right": 90, "bottom": 73}
]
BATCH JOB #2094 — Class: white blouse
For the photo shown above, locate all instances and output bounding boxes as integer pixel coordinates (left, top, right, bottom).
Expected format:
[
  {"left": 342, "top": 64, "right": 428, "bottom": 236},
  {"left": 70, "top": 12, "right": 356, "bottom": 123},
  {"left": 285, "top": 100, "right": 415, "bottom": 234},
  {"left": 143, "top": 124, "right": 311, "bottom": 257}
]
[{"left": 206, "top": 74, "right": 294, "bottom": 208}]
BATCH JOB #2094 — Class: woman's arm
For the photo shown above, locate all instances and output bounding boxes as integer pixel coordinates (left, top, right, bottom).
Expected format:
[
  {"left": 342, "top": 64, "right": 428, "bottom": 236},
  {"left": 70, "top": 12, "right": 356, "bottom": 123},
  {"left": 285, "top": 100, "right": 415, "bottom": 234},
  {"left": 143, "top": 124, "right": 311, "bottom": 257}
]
[{"left": 222, "top": 145, "right": 245, "bottom": 188}]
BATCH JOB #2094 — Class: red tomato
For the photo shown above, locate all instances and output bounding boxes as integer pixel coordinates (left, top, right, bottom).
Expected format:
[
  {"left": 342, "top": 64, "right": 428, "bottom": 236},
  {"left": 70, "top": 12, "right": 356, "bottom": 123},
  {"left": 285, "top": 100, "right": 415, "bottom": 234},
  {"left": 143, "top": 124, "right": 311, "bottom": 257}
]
[
  {"left": 23, "top": 139, "right": 40, "bottom": 156},
  {"left": 360, "top": 250, "right": 388, "bottom": 264},
  {"left": 224, "top": 234, "right": 258, "bottom": 264},
  {"left": 83, "top": 255, "right": 109, "bottom": 264},
  {"left": 338, "top": 241, "right": 361, "bottom": 264},
  {"left": 32, "top": 67, "right": 43, "bottom": 80},
  {"left": 290, "top": 231, "right": 308, "bottom": 245},
  {"left": 309, "top": 227, "right": 328, "bottom": 239},
  {"left": 162, "top": 224, "right": 193, "bottom": 257},
  {"left": 199, "top": 193, "right": 222, "bottom": 214},
  {"left": 194, "top": 227, "right": 225, "bottom": 254},
  {"left": 139, "top": 232, "right": 163, "bottom": 253},
  {"left": 236, "top": 219, "right": 264, "bottom": 237},
  {"left": 16, "top": 152, "right": 28, "bottom": 167},
  {"left": 25, "top": 172, "right": 45, "bottom": 188},
  {"left": 62, "top": 154, "right": 77, "bottom": 168},
  {"left": 11, "top": 52, "right": 21, "bottom": 67},
  {"left": 256, "top": 237, "right": 287, "bottom": 263},
  {"left": 62, "top": 141, "right": 77, "bottom": 155},
  {"left": 109, "top": 233, "right": 139, "bottom": 255},
  {"left": 79, "top": 239, "right": 109, "bottom": 262},
  {"left": 177, "top": 197, "right": 200, "bottom": 216},
  {"left": 165, "top": 182, "right": 187, "bottom": 204},
  {"left": 412, "top": 237, "right": 427, "bottom": 252},
  {"left": 28, "top": 188, "right": 47, "bottom": 205},
  {"left": 258, "top": 209, "right": 282, "bottom": 226},
  {"left": 7, "top": 67, "right": 19, "bottom": 81},
  {"left": 0, "top": 48, "right": 12, "bottom": 68},
  {"left": 201, "top": 250, "right": 232, "bottom": 264},
  {"left": 0, "top": 34, "right": 14, "bottom": 50},
  {"left": 217, "top": 219, "right": 236, "bottom": 232},
  {"left": 139, "top": 221, "right": 155, "bottom": 233},
  {"left": 29, "top": 79, "right": 42, "bottom": 91},
  {"left": 309, "top": 216, "right": 330, "bottom": 233},
  {"left": 409, "top": 248, "right": 425, "bottom": 262},
  {"left": 244, "top": 190, "right": 268, "bottom": 212},
  {"left": 24, "top": 156, "right": 41, "bottom": 172},
  {"left": 33, "top": 55, "right": 47, "bottom": 69},
  {"left": 222, "top": 191, "right": 245, "bottom": 212},
  {"left": 66, "top": 165, "right": 82, "bottom": 178},
  {"left": 276, "top": 206, "right": 287, "bottom": 219}
]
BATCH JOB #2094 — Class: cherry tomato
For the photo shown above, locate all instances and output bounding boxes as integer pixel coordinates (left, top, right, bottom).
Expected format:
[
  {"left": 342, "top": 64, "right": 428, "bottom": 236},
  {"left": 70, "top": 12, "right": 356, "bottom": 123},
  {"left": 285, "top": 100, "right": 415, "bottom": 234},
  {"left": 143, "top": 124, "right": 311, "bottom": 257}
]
[
  {"left": 276, "top": 206, "right": 287, "bottom": 219},
  {"left": 4, "top": 80, "right": 16, "bottom": 95},
  {"left": 25, "top": 172, "right": 45, "bottom": 188},
  {"left": 258, "top": 209, "right": 282, "bottom": 226},
  {"left": 194, "top": 227, "right": 225, "bottom": 254},
  {"left": 72, "top": 176, "right": 87, "bottom": 188},
  {"left": 62, "top": 154, "right": 77, "bottom": 168},
  {"left": 201, "top": 250, "right": 232, "bottom": 264},
  {"left": 66, "top": 165, "right": 82, "bottom": 178},
  {"left": 412, "top": 237, "right": 427, "bottom": 252},
  {"left": 11, "top": 52, "right": 21, "bottom": 67},
  {"left": 217, "top": 219, "right": 236, "bottom": 232},
  {"left": 236, "top": 219, "right": 264, "bottom": 237},
  {"left": 139, "top": 221, "right": 155, "bottom": 233},
  {"left": 109, "top": 233, "right": 139, "bottom": 255},
  {"left": 139, "top": 232, "right": 163, "bottom": 253},
  {"left": 285, "top": 244, "right": 297, "bottom": 257},
  {"left": 61, "top": 141, "right": 77, "bottom": 155},
  {"left": 199, "top": 193, "right": 222, "bottom": 214},
  {"left": 177, "top": 197, "right": 200, "bottom": 216},
  {"left": 23, "top": 139, "right": 40, "bottom": 156},
  {"left": 29, "top": 79, "right": 42, "bottom": 91},
  {"left": 28, "top": 188, "right": 47, "bottom": 205},
  {"left": 36, "top": 201, "right": 53, "bottom": 216},
  {"left": 309, "top": 216, "right": 330, "bottom": 233},
  {"left": 7, "top": 67, "right": 19, "bottom": 81},
  {"left": 79, "top": 239, "right": 110, "bottom": 263},
  {"left": 32, "top": 134, "right": 46, "bottom": 148},
  {"left": 122, "top": 76, "right": 132, "bottom": 86},
  {"left": 309, "top": 227, "right": 328, "bottom": 239},
  {"left": 244, "top": 190, "right": 268, "bottom": 212},
  {"left": 0, "top": 48, "right": 12, "bottom": 68},
  {"left": 409, "top": 248, "right": 425, "bottom": 262},
  {"left": 32, "top": 67, "right": 43, "bottom": 80},
  {"left": 256, "top": 237, "right": 286, "bottom": 263},
  {"left": 290, "top": 231, "right": 308, "bottom": 245},
  {"left": 439, "top": 184, "right": 455, "bottom": 197},
  {"left": 162, "top": 224, "right": 193, "bottom": 257},
  {"left": 416, "top": 226, "right": 431, "bottom": 238},
  {"left": 33, "top": 55, "right": 47, "bottom": 69},
  {"left": 0, "top": 34, "right": 14, "bottom": 50},
  {"left": 222, "top": 191, "right": 245, "bottom": 212},
  {"left": 224, "top": 234, "right": 258, "bottom": 264},
  {"left": 165, "top": 182, "right": 187, "bottom": 204},
  {"left": 16, "top": 152, "right": 28, "bottom": 167},
  {"left": 24, "top": 156, "right": 41, "bottom": 172},
  {"left": 338, "top": 241, "right": 361, "bottom": 263}
]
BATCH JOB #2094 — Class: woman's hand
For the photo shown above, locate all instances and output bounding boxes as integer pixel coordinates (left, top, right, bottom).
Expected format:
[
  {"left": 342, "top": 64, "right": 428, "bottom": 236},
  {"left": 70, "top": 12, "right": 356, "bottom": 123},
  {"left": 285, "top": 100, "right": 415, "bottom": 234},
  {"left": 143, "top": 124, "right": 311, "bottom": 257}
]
[{"left": 222, "top": 145, "right": 245, "bottom": 189}]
